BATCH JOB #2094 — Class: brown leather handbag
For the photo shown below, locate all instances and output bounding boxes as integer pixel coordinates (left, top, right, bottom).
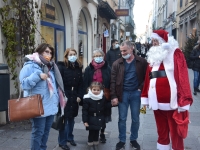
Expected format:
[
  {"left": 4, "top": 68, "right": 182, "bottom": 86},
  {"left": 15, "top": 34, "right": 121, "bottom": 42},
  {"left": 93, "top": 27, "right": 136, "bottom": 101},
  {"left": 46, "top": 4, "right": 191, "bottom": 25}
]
[
  {"left": 104, "top": 88, "right": 111, "bottom": 100},
  {"left": 8, "top": 94, "right": 44, "bottom": 122}
]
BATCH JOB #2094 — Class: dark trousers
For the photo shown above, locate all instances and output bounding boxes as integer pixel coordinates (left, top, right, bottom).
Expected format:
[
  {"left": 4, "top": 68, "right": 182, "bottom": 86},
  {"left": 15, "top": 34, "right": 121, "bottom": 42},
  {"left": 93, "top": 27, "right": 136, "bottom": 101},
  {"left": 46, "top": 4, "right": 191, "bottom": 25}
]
[{"left": 88, "top": 130, "right": 99, "bottom": 142}]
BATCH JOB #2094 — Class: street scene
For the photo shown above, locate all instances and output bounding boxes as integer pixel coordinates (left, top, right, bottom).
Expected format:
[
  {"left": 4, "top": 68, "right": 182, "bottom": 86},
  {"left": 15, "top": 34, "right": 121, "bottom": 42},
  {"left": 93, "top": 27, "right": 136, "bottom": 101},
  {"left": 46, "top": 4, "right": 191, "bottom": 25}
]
[
  {"left": 0, "top": 0, "right": 200, "bottom": 150},
  {"left": 0, "top": 69, "right": 200, "bottom": 150}
]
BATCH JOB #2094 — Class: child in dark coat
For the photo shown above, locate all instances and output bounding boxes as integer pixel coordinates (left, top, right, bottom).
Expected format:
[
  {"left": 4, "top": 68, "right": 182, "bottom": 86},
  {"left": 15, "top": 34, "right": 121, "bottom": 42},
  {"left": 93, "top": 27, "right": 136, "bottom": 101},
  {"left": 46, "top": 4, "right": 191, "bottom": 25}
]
[{"left": 82, "top": 82, "right": 112, "bottom": 147}]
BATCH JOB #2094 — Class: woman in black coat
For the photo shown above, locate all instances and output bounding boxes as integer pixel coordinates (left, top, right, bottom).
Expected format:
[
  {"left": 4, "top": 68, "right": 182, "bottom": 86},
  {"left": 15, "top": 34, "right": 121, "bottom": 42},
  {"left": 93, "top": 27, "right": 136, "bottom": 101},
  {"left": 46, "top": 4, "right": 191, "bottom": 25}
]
[
  {"left": 57, "top": 48, "right": 83, "bottom": 150},
  {"left": 83, "top": 49, "right": 111, "bottom": 143},
  {"left": 190, "top": 44, "right": 200, "bottom": 95}
]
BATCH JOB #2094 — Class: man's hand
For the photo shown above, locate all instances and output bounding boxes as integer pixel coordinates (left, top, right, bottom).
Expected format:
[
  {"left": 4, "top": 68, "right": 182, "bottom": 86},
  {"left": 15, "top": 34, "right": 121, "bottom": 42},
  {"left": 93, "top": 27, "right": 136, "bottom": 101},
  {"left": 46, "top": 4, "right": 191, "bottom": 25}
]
[
  {"left": 111, "top": 98, "right": 118, "bottom": 106},
  {"left": 84, "top": 122, "right": 89, "bottom": 127},
  {"left": 40, "top": 73, "right": 48, "bottom": 80},
  {"left": 77, "top": 97, "right": 81, "bottom": 103}
]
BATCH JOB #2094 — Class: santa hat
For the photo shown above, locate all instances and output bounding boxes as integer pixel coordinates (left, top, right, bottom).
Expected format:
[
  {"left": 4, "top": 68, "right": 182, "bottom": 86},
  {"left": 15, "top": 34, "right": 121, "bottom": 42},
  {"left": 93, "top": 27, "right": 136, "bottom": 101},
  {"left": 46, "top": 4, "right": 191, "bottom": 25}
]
[
  {"left": 151, "top": 30, "right": 168, "bottom": 43},
  {"left": 172, "top": 110, "right": 189, "bottom": 139}
]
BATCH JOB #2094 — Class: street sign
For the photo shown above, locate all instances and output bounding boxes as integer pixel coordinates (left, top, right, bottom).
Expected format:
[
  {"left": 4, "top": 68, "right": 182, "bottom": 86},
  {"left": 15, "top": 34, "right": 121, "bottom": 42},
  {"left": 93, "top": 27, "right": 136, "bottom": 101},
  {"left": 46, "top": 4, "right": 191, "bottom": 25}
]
[{"left": 115, "top": 9, "right": 129, "bottom": 16}]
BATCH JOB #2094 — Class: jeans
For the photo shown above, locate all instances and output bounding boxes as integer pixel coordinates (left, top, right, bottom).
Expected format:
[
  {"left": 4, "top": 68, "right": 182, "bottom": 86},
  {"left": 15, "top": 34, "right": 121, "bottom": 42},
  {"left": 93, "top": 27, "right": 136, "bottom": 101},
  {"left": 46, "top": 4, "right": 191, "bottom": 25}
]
[
  {"left": 118, "top": 90, "right": 141, "bottom": 143},
  {"left": 58, "top": 117, "right": 75, "bottom": 146},
  {"left": 193, "top": 71, "right": 200, "bottom": 90},
  {"left": 30, "top": 115, "right": 54, "bottom": 150}
]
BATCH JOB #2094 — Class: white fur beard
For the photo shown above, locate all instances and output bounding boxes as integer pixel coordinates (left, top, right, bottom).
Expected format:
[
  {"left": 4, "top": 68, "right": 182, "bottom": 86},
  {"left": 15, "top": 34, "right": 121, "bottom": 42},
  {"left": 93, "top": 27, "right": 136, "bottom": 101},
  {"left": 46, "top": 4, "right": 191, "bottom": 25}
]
[{"left": 147, "top": 46, "right": 169, "bottom": 66}]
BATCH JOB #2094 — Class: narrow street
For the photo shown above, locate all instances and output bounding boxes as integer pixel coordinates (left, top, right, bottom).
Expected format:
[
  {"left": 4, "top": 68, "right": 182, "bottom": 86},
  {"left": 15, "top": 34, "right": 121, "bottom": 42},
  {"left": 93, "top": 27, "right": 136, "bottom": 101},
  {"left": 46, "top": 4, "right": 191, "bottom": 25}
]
[{"left": 0, "top": 69, "right": 199, "bottom": 150}]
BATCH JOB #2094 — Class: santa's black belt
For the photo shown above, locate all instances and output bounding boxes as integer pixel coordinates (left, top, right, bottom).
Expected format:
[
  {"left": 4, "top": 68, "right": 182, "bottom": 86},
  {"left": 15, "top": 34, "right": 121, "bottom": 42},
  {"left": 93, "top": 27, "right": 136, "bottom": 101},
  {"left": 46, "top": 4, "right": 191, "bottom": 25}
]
[{"left": 149, "top": 70, "right": 167, "bottom": 79}]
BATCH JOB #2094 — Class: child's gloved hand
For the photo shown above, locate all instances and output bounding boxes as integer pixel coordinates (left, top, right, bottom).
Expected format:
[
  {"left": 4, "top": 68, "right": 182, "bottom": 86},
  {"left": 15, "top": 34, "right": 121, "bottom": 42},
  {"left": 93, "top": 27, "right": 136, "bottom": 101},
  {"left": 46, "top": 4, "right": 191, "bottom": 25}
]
[
  {"left": 84, "top": 122, "right": 89, "bottom": 127},
  {"left": 77, "top": 97, "right": 81, "bottom": 103}
]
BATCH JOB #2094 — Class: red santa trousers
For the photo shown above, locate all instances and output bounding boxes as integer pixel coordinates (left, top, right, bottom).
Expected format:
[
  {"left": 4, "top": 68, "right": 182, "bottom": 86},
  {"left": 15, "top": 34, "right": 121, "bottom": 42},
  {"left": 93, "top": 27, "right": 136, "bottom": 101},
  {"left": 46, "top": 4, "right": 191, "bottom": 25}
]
[{"left": 154, "top": 110, "right": 184, "bottom": 150}]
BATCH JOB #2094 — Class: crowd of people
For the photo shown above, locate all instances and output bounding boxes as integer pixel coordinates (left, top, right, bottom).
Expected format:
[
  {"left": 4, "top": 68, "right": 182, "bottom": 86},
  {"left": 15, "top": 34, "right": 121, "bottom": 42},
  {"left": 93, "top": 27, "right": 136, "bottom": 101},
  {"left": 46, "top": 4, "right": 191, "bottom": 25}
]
[{"left": 19, "top": 29, "right": 193, "bottom": 150}]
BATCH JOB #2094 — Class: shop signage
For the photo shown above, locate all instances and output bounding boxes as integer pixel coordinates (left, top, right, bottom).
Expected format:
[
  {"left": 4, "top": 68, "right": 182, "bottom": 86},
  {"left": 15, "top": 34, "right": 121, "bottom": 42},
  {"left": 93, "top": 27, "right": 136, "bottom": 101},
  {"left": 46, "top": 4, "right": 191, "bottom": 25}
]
[
  {"left": 46, "top": 4, "right": 55, "bottom": 20},
  {"left": 115, "top": 9, "right": 129, "bottom": 16},
  {"left": 104, "top": 30, "right": 109, "bottom": 37}
]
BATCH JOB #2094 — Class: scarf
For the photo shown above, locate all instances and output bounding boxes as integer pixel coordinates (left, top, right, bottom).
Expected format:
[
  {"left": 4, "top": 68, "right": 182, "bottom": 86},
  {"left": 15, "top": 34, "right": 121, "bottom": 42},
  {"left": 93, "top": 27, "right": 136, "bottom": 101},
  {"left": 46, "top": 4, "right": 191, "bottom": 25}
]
[
  {"left": 83, "top": 89, "right": 103, "bottom": 100},
  {"left": 24, "top": 52, "right": 67, "bottom": 116},
  {"left": 91, "top": 60, "right": 105, "bottom": 83}
]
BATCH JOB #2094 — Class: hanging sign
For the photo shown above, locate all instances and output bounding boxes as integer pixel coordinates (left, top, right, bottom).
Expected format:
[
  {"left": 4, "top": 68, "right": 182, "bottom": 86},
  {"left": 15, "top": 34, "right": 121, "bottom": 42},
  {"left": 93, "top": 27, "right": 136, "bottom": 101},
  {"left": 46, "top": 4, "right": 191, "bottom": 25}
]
[
  {"left": 46, "top": 4, "right": 55, "bottom": 20},
  {"left": 104, "top": 30, "right": 109, "bottom": 37},
  {"left": 115, "top": 9, "right": 129, "bottom": 16}
]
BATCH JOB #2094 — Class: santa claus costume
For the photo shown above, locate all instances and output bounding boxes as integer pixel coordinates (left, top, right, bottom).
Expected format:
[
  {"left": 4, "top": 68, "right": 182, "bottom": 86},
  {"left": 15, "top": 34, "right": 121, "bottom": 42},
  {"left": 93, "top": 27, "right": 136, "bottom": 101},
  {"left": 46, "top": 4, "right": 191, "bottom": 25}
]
[{"left": 141, "top": 30, "right": 193, "bottom": 150}]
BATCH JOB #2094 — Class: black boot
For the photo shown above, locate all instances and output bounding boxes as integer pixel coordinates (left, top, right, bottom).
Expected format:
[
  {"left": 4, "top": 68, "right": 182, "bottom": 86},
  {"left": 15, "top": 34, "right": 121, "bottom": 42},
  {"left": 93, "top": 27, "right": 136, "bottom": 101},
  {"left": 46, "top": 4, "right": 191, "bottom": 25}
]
[
  {"left": 196, "top": 88, "right": 200, "bottom": 92},
  {"left": 194, "top": 88, "right": 197, "bottom": 95},
  {"left": 100, "top": 133, "right": 106, "bottom": 143}
]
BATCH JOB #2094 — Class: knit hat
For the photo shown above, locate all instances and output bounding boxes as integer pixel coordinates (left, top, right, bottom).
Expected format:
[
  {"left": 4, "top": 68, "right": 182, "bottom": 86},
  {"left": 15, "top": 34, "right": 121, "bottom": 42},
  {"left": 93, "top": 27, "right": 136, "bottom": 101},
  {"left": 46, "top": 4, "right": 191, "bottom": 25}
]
[
  {"left": 151, "top": 30, "right": 168, "bottom": 43},
  {"left": 172, "top": 110, "right": 189, "bottom": 139}
]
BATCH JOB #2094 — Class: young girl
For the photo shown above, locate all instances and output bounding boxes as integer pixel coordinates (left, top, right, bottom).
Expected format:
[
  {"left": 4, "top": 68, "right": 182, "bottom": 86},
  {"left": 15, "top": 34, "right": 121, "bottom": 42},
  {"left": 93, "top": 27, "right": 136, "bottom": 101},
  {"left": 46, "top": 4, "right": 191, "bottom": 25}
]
[{"left": 82, "top": 82, "right": 112, "bottom": 147}]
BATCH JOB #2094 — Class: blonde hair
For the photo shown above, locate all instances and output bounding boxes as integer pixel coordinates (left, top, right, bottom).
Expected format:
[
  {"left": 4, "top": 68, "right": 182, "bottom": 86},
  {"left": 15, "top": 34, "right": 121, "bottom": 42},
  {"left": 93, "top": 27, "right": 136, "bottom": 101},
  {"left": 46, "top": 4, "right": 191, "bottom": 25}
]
[{"left": 64, "top": 48, "right": 82, "bottom": 68}]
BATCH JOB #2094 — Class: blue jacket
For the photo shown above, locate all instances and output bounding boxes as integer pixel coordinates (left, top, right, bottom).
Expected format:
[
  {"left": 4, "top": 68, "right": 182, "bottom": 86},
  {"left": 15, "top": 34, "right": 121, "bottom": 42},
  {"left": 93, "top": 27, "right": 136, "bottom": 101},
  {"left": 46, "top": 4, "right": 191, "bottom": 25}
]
[{"left": 19, "top": 60, "right": 59, "bottom": 117}]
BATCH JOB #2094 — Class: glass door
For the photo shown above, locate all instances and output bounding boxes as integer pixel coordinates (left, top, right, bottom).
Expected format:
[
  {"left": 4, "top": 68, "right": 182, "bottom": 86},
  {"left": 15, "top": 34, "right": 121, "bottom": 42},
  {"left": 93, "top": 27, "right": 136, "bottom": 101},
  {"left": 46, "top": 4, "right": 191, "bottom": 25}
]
[{"left": 55, "top": 30, "right": 64, "bottom": 61}]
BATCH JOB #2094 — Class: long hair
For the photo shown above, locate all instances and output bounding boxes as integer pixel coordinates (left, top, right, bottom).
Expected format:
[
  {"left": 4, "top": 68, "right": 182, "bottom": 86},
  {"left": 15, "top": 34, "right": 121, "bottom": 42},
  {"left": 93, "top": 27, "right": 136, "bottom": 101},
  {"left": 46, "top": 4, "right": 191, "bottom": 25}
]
[{"left": 64, "top": 48, "right": 82, "bottom": 68}]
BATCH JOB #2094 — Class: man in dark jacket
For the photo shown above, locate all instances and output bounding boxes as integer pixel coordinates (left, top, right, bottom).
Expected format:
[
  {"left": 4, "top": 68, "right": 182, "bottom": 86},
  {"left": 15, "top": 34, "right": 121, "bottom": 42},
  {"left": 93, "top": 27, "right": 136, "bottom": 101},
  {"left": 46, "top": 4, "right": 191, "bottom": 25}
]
[
  {"left": 110, "top": 41, "right": 147, "bottom": 150},
  {"left": 106, "top": 39, "right": 121, "bottom": 67},
  {"left": 190, "top": 43, "right": 200, "bottom": 95}
]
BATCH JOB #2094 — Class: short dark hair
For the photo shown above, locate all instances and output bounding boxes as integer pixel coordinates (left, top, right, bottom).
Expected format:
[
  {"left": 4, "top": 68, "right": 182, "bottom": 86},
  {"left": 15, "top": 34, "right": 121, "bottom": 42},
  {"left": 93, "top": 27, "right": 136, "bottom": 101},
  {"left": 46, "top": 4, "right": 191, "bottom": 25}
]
[
  {"left": 89, "top": 82, "right": 104, "bottom": 90},
  {"left": 111, "top": 39, "right": 118, "bottom": 45},
  {"left": 35, "top": 43, "right": 55, "bottom": 60}
]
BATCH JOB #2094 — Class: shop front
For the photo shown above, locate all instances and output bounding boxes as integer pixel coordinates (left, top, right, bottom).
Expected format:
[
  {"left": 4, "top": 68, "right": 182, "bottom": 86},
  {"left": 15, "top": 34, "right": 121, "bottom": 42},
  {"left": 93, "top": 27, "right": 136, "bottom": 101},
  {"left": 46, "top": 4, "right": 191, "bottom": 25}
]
[{"left": 40, "top": 0, "right": 65, "bottom": 61}]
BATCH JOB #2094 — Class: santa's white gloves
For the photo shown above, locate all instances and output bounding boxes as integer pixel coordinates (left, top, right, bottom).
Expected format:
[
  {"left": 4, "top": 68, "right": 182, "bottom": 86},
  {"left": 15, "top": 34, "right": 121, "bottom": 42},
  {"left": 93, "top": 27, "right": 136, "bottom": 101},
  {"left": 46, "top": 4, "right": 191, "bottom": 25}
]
[{"left": 77, "top": 97, "right": 81, "bottom": 103}]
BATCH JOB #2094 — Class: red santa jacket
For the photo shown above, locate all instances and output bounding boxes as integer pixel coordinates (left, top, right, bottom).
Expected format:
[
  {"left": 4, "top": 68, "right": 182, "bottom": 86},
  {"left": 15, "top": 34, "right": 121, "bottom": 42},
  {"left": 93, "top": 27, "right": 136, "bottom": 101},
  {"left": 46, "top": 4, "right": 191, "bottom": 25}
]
[{"left": 141, "top": 48, "right": 193, "bottom": 110}]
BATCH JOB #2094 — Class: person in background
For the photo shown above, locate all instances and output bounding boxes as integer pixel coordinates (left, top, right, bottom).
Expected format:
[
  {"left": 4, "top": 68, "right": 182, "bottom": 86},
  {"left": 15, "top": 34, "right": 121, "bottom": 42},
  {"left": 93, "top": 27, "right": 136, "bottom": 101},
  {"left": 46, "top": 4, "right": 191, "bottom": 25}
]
[
  {"left": 82, "top": 82, "right": 112, "bottom": 149},
  {"left": 57, "top": 48, "right": 83, "bottom": 150},
  {"left": 83, "top": 49, "right": 111, "bottom": 143},
  {"left": 110, "top": 41, "right": 147, "bottom": 150},
  {"left": 190, "top": 42, "right": 200, "bottom": 95},
  {"left": 141, "top": 30, "right": 193, "bottom": 150},
  {"left": 19, "top": 43, "right": 66, "bottom": 150},
  {"left": 106, "top": 39, "right": 121, "bottom": 67}
]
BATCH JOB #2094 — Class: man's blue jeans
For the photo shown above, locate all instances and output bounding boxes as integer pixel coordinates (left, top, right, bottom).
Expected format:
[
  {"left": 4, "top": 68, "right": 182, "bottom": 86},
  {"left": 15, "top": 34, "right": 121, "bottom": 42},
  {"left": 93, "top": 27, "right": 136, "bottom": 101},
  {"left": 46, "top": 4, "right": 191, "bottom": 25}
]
[
  {"left": 118, "top": 90, "right": 141, "bottom": 143},
  {"left": 58, "top": 117, "right": 75, "bottom": 146},
  {"left": 30, "top": 115, "right": 54, "bottom": 150},
  {"left": 193, "top": 71, "right": 200, "bottom": 89}
]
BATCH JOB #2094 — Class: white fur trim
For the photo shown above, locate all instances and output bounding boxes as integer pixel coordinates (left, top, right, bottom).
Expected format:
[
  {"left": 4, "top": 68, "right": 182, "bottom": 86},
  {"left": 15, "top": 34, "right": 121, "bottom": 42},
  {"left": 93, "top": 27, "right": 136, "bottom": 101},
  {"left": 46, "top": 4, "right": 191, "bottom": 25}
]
[
  {"left": 157, "top": 142, "right": 170, "bottom": 150},
  {"left": 141, "top": 97, "right": 148, "bottom": 105},
  {"left": 148, "top": 64, "right": 160, "bottom": 110},
  {"left": 158, "top": 103, "right": 175, "bottom": 110},
  {"left": 163, "top": 49, "right": 178, "bottom": 109},
  {"left": 151, "top": 33, "right": 166, "bottom": 43},
  {"left": 178, "top": 104, "right": 190, "bottom": 112}
]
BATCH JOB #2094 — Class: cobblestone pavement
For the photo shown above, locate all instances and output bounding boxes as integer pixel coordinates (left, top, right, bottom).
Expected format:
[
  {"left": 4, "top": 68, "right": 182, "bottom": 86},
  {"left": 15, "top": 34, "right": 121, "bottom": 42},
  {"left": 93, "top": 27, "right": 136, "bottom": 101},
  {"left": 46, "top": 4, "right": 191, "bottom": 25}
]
[{"left": 0, "top": 69, "right": 200, "bottom": 150}]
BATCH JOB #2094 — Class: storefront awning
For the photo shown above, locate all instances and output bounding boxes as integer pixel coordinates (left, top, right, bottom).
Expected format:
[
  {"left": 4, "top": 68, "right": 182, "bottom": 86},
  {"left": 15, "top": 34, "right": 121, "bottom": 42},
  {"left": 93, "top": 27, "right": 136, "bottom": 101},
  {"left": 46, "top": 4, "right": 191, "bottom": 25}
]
[{"left": 98, "top": 1, "right": 117, "bottom": 19}]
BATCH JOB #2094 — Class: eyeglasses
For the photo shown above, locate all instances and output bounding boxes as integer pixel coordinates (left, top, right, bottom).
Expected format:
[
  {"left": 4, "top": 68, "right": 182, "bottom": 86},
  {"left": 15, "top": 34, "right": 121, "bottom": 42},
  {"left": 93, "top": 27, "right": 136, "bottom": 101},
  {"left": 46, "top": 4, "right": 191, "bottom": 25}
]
[
  {"left": 44, "top": 50, "right": 52, "bottom": 54},
  {"left": 94, "top": 55, "right": 103, "bottom": 57}
]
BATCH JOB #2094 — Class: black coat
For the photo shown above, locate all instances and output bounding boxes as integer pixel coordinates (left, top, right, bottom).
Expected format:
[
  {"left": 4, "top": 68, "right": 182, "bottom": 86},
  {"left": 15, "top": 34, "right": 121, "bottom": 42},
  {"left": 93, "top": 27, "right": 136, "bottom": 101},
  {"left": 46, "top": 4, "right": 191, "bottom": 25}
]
[
  {"left": 82, "top": 96, "right": 112, "bottom": 130},
  {"left": 57, "top": 61, "right": 83, "bottom": 118},
  {"left": 106, "top": 47, "right": 121, "bottom": 67},
  {"left": 83, "top": 61, "right": 111, "bottom": 94},
  {"left": 190, "top": 48, "right": 200, "bottom": 71}
]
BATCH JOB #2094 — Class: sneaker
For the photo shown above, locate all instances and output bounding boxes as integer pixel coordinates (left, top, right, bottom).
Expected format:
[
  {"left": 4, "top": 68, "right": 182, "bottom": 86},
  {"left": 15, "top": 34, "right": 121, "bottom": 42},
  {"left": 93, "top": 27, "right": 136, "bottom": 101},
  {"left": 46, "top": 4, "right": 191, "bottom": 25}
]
[
  {"left": 196, "top": 88, "right": 200, "bottom": 92},
  {"left": 100, "top": 133, "right": 106, "bottom": 143},
  {"left": 116, "top": 141, "right": 125, "bottom": 150},
  {"left": 59, "top": 144, "right": 70, "bottom": 150},
  {"left": 130, "top": 140, "right": 140, "bottom": 150}
]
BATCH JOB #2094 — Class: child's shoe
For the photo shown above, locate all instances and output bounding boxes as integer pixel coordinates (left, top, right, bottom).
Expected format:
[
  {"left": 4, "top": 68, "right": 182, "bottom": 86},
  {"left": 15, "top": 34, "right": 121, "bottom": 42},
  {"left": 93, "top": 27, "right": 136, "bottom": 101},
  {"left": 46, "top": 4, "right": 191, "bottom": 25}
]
[{"left": 100, "top": 134, "right": 106, "bottom": 143}]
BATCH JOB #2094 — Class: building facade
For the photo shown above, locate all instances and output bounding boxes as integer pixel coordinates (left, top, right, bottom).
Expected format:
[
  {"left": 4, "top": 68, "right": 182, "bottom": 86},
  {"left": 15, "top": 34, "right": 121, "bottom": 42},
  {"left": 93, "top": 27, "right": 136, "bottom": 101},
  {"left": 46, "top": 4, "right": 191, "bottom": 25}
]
[{"left": 177, "top": 0, "right": 200, "bottom": 49}]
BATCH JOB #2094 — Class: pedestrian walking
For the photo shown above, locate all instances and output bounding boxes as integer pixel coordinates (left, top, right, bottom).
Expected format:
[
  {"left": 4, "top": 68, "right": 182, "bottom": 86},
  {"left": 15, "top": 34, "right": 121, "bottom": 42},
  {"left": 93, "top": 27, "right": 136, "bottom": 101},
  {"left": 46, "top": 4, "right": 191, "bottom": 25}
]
[
  {"left": 83, "top": 49, "right": 111, "bottom": 143},
  {"left": 82, "top": 82, "right": 112, "bottom": 149},
  {"left": 190, "top": 42, "right": 200, "bottom": 95},
  {"left": 141, "top": 30, "right": 193, "bottom": 150},
  {"left": 106, "top": 39, "right": 121, "bottom": 67},
  {"left": 110, "top": 40, "right": 147, "bottom": 150},
  {"left": 57, "top": 48, "right": 83, "bottom": 150},
  {"left": 19, "top": 43, "right": 66, "bottom": 150}
]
